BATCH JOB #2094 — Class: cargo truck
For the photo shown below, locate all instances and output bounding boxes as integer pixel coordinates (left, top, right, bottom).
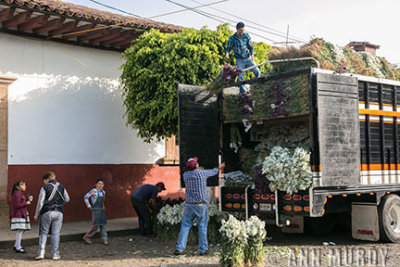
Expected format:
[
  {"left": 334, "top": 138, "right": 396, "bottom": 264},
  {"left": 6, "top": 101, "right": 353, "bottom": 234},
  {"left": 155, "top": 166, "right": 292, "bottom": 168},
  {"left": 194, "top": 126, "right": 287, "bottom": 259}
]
[{"left": 178, "top": 67, "right": 400, "bottom": 242}]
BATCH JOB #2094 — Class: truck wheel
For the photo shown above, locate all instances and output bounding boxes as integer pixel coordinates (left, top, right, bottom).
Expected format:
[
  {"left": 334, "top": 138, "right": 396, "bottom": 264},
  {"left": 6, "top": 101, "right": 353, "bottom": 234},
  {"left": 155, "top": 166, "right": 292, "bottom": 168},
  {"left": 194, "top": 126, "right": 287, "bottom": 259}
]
[{"left": 378, "top": 194, "right": 400, "bottom": 242}]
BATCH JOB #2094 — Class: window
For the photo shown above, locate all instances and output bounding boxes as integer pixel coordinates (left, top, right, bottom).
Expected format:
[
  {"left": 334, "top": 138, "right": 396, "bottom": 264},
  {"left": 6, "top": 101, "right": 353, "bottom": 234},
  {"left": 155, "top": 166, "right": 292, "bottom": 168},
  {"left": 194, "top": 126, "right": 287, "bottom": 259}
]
[{"left": 160, "top": 135, "right": 179, "bottom": 165}]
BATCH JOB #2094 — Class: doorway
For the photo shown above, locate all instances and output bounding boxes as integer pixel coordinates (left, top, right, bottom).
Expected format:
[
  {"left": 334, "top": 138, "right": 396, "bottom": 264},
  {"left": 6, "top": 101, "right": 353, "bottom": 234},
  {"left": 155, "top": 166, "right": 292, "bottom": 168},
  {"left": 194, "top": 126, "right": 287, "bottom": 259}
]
[{"left": 0, "top": 76, "right": 16, "bottom": 228}]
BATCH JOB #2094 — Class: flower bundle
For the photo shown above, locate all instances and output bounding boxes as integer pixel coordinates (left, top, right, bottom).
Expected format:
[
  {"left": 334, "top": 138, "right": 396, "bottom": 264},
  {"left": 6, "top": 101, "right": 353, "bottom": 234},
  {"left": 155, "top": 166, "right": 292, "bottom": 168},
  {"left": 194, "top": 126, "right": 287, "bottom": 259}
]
[
  {"left": 207, "top": 64, "right": 241, "bottom": 94},
  {"left": 219, "top": 215, "right": 267, "bottom": 267},
  {"left": 261, "top": 146, "right": 312, "bottom": 195},
  {"left": 245, "top": 216, "right": 266, "bottom": 265},
  {"left": 219, "top": 215, "right": 248, "bottom": 267},
  {"left": 157, "top": 203, "right": 184, "bottom": 226},
  {"left": 155, "top": 202, "right": 223, "bottom": 242}
]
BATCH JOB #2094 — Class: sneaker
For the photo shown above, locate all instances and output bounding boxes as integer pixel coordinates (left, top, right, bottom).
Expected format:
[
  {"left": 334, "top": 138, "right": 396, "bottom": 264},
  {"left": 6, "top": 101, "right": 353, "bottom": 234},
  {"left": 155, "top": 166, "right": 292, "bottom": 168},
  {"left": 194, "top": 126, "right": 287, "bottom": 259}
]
[
  {"left": 199, "top": 250, "right": 209, "bottom": 256},
  {"left": 103, "top": 240, "right": 109, "bottom": 246},
  {"left": 82, "top": 237, "right": 92, "bottom": 244},
  {"left": 52, "top": 254, "right": 61, "bottom": 260},
  {"left": 35, "top": 253, "right": 44, "bottom": 260},
  {"left": 15, "top": 248, "right": 26, "bottom": 253},
  {"left": 173, "top": 250, "right": 185, "bottom": 256}
]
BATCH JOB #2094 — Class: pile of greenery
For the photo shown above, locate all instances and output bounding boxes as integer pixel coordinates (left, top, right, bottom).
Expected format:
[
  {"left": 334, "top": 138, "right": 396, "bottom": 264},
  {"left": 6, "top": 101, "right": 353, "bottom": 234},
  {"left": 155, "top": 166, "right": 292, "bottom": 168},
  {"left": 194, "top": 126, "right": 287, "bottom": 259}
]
[
  {"left": 269, "top": 38, "right": 399, "bottom": 80},
  {"left": 223, "top": 73, "right": 310, "bottom": 122}
]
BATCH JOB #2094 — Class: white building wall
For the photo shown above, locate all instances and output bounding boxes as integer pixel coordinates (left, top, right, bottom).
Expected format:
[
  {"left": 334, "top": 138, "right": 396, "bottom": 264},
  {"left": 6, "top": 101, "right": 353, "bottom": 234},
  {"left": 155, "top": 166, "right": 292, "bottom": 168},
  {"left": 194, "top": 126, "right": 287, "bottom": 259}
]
[{"left": 0, "top": 33, "right": 164, "bottom": 164}]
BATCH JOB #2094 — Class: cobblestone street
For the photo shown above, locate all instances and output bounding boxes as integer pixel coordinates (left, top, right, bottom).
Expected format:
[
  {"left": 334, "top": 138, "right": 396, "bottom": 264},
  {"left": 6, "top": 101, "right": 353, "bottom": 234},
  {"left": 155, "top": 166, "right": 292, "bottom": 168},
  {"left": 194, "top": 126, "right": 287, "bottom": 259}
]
[
  {"left": 0, "top": 234, "right": 220, "bottom": 267},
  {"left": 2, "top": 230, "right": 400, "bottom": 267}
]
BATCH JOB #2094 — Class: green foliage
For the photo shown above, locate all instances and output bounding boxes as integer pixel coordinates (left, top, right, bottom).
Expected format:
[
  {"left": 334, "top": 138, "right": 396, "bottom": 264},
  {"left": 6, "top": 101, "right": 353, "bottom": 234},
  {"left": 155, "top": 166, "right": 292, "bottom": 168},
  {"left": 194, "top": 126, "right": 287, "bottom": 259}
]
[
  {"left": 121, "top": 25, "right": 271, "bottom": 142},
  {"left": 121, "top": 25, "right": 231, "bottom": 142}
]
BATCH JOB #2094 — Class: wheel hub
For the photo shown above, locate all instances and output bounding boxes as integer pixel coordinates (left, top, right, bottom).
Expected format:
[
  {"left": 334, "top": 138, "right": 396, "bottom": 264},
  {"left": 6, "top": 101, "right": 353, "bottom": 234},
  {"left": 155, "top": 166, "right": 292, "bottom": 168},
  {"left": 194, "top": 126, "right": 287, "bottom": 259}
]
[{"left": 389, "top": 204, "right": 400, "bottom": 234}]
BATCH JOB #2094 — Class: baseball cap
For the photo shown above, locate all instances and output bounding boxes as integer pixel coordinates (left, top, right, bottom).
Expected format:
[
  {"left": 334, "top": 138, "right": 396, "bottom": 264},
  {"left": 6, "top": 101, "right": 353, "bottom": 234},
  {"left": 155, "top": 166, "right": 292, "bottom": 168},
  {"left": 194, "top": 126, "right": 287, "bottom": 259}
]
[
  {"left": 156, "top": 182, "right": 166, "bottom": 191},
  {"left": 186, "top": 157, "right": 198, "bottom": 170}
]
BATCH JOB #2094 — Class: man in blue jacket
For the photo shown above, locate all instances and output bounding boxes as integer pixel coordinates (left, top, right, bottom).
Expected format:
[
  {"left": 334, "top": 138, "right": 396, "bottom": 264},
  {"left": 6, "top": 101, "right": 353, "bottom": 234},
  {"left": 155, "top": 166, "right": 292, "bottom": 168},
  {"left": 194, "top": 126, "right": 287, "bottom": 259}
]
[{"left": 225, "top": 22, "right": 260, "bottom": 94}]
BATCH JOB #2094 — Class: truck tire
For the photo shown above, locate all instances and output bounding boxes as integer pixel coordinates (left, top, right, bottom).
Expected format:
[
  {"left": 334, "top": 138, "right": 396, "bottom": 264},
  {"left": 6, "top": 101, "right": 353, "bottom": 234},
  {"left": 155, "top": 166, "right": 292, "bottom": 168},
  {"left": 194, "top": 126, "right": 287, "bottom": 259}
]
[{"left": 378, "top": 194, "right": 400, "bottom": 242}]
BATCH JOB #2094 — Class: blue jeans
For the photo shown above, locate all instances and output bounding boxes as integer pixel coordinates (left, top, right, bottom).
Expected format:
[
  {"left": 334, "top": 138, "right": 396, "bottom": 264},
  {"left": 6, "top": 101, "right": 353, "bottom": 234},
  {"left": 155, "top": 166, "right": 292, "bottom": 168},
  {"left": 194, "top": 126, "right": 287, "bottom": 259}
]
[
  {"left": 38, "top": 211, "right": 63, "bottom": 256},
  {"left": 176, "top": 204, "right": 208, "bottom": 253},
  {"left": 84, "top": 224, "right": 108, "bottom": 241},
  {"left": 236, "top": 57, "right": 261, "bottom": 93}
]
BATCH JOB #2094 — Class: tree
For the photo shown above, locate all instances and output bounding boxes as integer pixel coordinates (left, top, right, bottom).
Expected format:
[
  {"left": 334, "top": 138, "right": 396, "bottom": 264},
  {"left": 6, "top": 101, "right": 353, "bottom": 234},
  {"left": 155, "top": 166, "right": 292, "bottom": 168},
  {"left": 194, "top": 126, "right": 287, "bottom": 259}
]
[{"left": 121, "top": 24, "right": 270, "bottom": 142}]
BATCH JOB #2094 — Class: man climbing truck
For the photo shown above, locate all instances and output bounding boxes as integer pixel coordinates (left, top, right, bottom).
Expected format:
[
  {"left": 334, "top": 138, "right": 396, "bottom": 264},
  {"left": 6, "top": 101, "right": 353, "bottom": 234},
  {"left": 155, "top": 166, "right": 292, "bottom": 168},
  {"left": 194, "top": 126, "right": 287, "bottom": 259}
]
[{"left": 178, "top": 66, "right": 400, "bottom": 243}]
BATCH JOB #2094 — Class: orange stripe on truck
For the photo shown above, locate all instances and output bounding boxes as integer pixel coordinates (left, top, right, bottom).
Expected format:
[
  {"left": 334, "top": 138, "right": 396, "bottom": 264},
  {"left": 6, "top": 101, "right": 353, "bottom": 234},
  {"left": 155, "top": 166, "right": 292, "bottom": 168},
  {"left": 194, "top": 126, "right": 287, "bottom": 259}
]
[
  {"left": 360, "top": 164, "right": 400, "bottom": 170},
  {"left": 359, "top": 109, "right": 400, "bottom": 117}
]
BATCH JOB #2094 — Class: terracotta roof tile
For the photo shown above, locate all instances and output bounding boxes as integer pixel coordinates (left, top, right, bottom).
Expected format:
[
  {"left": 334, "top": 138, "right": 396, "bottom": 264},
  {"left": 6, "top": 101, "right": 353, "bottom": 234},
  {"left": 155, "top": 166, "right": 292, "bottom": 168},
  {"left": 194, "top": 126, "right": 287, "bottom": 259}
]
[{"left": 1, "top": 0, "right": 181, "bottom": 32}]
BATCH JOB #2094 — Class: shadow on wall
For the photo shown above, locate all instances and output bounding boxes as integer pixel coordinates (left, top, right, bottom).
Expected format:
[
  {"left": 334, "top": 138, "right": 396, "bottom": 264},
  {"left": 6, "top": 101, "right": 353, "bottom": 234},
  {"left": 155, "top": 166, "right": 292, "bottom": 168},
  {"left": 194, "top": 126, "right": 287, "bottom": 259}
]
[
  {"left": 8, "top": 163, "right": 184, "bottom": 222},
  {"left": 7, "top": 75, "right": 182, "bottom": 222},
  {"left": 8, "top": 74, "right": 163, "bottom": 163}
]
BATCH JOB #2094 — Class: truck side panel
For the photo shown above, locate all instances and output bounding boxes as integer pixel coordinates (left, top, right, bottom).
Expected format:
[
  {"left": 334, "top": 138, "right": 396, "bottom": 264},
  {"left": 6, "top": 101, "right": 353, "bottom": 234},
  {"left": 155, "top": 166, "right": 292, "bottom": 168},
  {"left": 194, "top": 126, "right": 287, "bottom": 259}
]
[
  {"left": 316, "top": 73, "right": 360, "bottom": 187},
  {"left": 359, "top": 81, "right": 400, "bottom": 185}
]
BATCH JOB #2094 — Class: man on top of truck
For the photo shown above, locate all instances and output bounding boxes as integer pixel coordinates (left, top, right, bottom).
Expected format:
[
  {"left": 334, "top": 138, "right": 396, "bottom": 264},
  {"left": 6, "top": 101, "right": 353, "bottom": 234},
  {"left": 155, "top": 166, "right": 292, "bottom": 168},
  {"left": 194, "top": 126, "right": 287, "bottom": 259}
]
[{"left": 225, "top": 22, "right": 260, "bottom": 94}]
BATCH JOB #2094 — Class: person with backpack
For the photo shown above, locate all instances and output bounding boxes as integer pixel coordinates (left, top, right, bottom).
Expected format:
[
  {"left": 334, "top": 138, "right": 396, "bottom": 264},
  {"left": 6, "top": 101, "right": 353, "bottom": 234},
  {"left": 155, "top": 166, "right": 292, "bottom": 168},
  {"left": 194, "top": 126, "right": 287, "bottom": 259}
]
[{"left": 34, "top": 171, "right": 70, "bottom": 260}]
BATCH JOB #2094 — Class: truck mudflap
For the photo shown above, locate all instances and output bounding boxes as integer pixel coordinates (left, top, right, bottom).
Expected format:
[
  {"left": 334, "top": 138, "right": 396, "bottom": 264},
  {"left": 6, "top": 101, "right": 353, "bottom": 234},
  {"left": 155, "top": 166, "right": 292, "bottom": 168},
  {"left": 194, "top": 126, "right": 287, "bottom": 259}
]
[{"left": 352, "top": 203, "right": 380, "bottom": 241}]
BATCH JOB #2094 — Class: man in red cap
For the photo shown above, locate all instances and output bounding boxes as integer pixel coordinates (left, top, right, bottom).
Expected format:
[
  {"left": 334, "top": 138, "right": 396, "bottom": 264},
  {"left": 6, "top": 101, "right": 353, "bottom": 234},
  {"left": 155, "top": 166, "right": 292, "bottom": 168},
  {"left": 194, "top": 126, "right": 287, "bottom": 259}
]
[
  {"left": 174, "top": 157, "right": 225, "bottom": 256},
  {"left": 131, "top": 182, "right": 166, "bottom": 236}
]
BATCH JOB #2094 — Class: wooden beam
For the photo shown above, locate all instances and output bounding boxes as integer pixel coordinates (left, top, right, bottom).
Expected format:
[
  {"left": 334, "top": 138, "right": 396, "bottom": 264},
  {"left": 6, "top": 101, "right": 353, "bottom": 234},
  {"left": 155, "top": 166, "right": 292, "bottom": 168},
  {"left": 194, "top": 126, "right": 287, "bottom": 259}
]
[
  {"left": 114, "top": 39, "right": 134, "bottom": 48},
  {"left": 77, "top": 29, "right": 106, "bottom": 41},
  {"left": 34, "top": 17, "right": 65, "bottom": 34},
  {"left": 18, "top": 15, "right": 49, "bottom": 31},
  {"left": 3, "top": 11, "right": 32, "bottom": 28},
  {"left": 101, "top": 31, "right": 136, "bottom": 45},
  {"left": 90, "top": 29, "right": 121, "bottom": 44},
  {"left": 61, "top": 23, "right": 95, "bottom": 39},
  {"left": 49, "top": 20, "right": 77, "bottom": 36},
  {"left": 0, "top": 7, "right": 16, "bottom": 23},
  {"left": 0, "top": 27, "right": 124, "bottom": 52}
]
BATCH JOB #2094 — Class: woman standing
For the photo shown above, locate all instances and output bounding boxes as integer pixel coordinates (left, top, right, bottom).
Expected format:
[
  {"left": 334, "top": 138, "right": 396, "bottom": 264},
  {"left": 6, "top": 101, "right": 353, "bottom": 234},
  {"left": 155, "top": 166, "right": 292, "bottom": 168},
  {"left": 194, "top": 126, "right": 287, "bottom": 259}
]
[{"left": 10, "top": 180, "right": 31, "bottom": 253}]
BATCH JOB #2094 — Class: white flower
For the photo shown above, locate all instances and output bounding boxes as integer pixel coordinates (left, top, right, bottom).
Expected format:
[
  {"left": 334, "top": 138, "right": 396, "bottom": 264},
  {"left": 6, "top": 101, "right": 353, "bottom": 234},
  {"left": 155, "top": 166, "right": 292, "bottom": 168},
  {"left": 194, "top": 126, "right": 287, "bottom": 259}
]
[
  {"left": 261, "top": 146, "right": 312, "bottom": 194},
  {"left": 157, "top": 203, "right": 220, "bottom": 226},
  {"left": 220, "top": 215, "right": 248, "bottom": 244}
]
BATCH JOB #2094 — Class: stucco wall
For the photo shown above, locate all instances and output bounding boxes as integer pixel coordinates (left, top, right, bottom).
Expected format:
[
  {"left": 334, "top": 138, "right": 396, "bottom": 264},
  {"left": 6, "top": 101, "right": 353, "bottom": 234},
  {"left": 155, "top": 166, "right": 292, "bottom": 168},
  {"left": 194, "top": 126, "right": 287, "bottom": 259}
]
[
  {"left": 0, "top": 33, "right": 165, "bottom": 165},
  {"left": 0, "top": 33, "right": 183, "bottom": 222}
]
